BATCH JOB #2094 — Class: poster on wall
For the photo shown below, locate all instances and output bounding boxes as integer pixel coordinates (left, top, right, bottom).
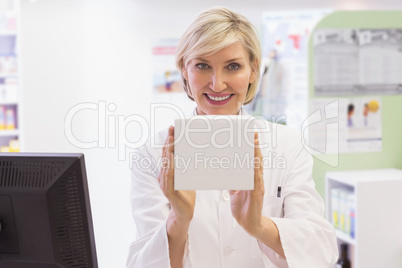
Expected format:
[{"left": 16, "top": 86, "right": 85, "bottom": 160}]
[
  {"left": 246, "top": 10, "right": 331, "bottom": 130},
  {"left": 150, "top": 39, "right": 197, "bottom": 133},
  {"left": 307, "top": 97, "right": 382, "bottom": 154},
  {"left": 152, "top": 39, "right": 183, "bottom": 94},
  {"left": 314, "top": 29, "right": 402, "bottom": 96}
]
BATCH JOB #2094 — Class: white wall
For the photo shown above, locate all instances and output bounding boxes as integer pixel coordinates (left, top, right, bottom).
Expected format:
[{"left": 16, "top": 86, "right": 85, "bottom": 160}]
[
  {"left": 20, "top": 0, "right": 402, "bottom": 267},
  {"left": 21, "top": 0, "right": 84, "bottom": 152}
]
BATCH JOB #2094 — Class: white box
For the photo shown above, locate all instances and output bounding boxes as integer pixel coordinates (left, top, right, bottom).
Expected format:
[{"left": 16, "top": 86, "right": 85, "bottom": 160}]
[{"left": 174, "top": 115, "right": 255, "bottom": 190}]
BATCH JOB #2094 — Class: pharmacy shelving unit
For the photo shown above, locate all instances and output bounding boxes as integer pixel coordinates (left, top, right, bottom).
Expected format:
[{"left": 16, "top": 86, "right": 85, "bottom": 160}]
[
  {"left": 0, "top": 0, "right": 21, "bottom": 152},
  {"left": 325, "top": 168, "right": 402, "bottom": 268}
]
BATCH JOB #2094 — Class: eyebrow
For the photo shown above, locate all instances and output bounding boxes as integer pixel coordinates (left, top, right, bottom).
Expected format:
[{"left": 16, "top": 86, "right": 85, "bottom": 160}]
[{"left": 194, "top": 57, "right": 245, "bottom": 63}]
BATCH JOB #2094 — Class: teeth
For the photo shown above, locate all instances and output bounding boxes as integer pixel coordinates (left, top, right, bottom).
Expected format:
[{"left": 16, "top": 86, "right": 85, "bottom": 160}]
[{"left": 207, "top": 94, "right": 231, "bottom": 101}]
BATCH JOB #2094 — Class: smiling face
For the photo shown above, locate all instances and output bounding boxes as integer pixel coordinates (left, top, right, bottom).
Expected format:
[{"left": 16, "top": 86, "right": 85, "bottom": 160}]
[{"left": 182, "top": 43, "right": 257, "bottom": 115}]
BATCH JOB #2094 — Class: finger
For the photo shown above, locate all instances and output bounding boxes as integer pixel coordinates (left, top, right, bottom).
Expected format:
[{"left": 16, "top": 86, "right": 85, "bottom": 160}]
[
  {"left": 256, "top": 139, "right": 264, "bottom": 173},
  {"left": 168, "top": 135, "right": 174, "bottom": 154},
  {"left": 254, "top": 135, "right": 263, "bottom": 164},
  {"left": 162, "top": 132, "right": 169, "bottom": 159},
  {"left": 158, "top": 161, "right": 168, "bottom": 192},
  {"left": 160, "top": 157, "right": 169, "bottom": 196},
  {"left": 163, "top": 136, "right": 173, "bottom": 169},
  {"left": 254, "top": 132, "right": 259, "bottom": 151},
  {"left": 166, "top": 152, "right": 175, "bottom": 194},
  {"left": 229, "top": 190, "right": 238, "bottom": 196},
  {"left": 168, "top": 125, "right": 174, "bottom": 149},
  {"left": 254, "top": 139, "right": 264, "bottom": 191},
  {"left": 160, "top": 137, "right": 170, "bottom": 178},
  {"left": 169, "top": 125, "right": 174, "bottom": 137},
  {"left": 254, "top": 138, "right": 261, "bottom": 169},
  {"left": 168, "top": 145, "right": 175, "bottom": 170},
  {"left": 162, "top": 126, "right": 174, "bottom": 166},
  {"left": 159, "top": 138, "right": 168, "bottom": 184}
]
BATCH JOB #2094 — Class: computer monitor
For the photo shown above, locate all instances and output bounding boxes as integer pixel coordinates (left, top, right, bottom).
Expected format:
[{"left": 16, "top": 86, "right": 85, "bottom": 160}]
[{"left": 0, "top": 153, "right": 98, "bottom": 268}]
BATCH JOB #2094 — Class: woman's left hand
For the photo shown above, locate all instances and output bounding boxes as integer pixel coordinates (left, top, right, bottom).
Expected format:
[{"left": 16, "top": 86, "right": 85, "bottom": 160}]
[{"left": 229, "top": 132, "right": 265, "bottom": 237}]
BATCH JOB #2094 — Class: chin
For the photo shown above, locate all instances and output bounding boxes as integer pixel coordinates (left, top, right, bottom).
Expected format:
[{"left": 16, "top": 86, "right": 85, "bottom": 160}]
[{"left": 207, "top": 107, "right": 237, "bottom": 115}]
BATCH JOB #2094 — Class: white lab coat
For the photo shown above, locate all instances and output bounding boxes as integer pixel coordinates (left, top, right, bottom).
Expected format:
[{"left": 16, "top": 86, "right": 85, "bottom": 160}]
[{"left": 127, "top": 107, "right": 338, "bottom": 268}]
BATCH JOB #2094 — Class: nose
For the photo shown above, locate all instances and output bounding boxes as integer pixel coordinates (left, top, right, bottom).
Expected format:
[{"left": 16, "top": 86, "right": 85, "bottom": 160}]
[{"left": 209, "top": 69, "right": 227, "bottom": 92}]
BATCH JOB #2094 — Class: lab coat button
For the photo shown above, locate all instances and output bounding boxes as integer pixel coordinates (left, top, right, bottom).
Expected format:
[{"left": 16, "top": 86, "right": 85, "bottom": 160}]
[
  {"left": 223, "top": 247, "right": 233, "bottom": 256},
  {"left": 222, "top": 192, "right": 230, "bottom": 201}
]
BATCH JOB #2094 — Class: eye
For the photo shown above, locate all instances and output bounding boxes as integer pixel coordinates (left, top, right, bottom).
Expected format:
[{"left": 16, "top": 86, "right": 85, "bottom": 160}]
[
  {"left": 227, "top": 63, "right": 240, "bottom": 71},
  {"left": 195, "top": 63, "right": 210, "bottom": 70}
]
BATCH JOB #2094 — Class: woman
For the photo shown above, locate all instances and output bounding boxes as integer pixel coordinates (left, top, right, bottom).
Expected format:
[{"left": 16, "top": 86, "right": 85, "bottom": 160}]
[{"left": 127, "top": 7, "right": 338, "bottom": 268}]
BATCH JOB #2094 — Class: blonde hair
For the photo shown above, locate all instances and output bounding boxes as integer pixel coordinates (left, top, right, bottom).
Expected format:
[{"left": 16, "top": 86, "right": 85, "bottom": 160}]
[{"left": 175, "top": 6, "right": 261, "bottom": 105}]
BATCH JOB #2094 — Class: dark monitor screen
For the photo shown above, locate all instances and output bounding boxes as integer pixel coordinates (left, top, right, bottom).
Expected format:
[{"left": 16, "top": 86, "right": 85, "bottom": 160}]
[{"left": 0, "top": 153, "right": 98, "bottom": 268}]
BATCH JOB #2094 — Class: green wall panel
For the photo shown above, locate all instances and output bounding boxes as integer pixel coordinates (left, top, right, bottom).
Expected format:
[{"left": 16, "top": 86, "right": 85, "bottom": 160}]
[{"left": 308, "top": 11, "right": 402, "bottom": 198}]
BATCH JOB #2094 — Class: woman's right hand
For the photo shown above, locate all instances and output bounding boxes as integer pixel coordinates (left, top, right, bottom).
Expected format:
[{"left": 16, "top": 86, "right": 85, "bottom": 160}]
[
  {"left": 158, "top": 125, "right": 196, "bottom": 222},
  {"left": 159, "top": 126, "right": 195, "bottom": 267}
]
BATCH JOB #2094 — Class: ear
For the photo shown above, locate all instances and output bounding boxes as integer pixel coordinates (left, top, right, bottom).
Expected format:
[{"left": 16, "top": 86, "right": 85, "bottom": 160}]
[
  {"left": 182, "top": 67, "right": 188, "bottom": 80},
  {"left": 249, "top": 59, "right": 258, "bottom": 84}
]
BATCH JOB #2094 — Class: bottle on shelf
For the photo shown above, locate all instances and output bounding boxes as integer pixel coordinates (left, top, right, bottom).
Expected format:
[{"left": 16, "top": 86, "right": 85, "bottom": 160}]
[
  {"left": 0, "top": 105, "right": 5, "bottom": 129},
  {"left": 9, "top": 139, "right": 19, "bottom": 152},
  {"left": 5, "top": 107, "right": 15, "bottom": 129},
  {"left": 335, "top": 243, "right": 351, "bottom": 268}
]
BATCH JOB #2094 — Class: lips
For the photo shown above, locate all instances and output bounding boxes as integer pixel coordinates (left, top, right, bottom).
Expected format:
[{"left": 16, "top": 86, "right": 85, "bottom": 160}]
[
  {"left": 204, "top": 93, "right": 234, "bottom": 105},
  {"left": 206, "top": 93, "right": 232, "bottom": 98}
]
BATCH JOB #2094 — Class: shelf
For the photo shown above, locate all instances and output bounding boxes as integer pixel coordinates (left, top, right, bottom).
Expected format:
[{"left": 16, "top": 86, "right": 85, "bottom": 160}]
[
  {"left": 0, "top": 73, "right": 18, "bottom": 78},
  {"left": 326, "top": 169, "right": 402, "bottom": 267},
  {"left": 326, "top": 168, "right": 402, "bottom": 186},
  {"left": 0, "top": 2, "right": 21, "bottom": 149},
  {"left": 0, "top": 30, "right": 17, "bottom": 36},
  {"left": 335, "top": 229, "right": 355, "bottom": 245},
  {"left": 0, "top": 129, "right": 19, "bottom": 136},
  {"left": 0, "top": 101, "right": 18, "bottom": 105}
]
